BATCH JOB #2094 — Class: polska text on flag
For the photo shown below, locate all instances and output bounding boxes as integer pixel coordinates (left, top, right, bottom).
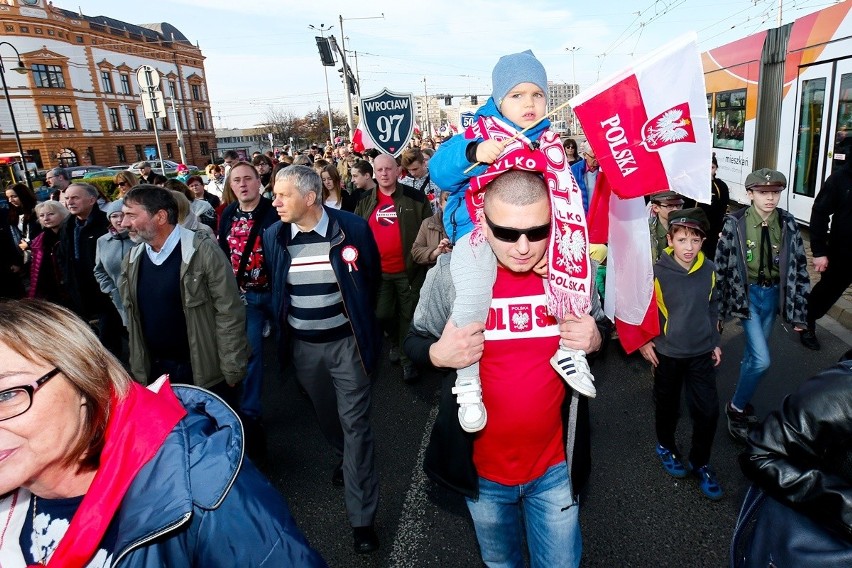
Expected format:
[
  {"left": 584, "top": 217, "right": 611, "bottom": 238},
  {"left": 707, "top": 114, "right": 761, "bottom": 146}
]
[{"left": 569, "top": 33, "right": 711, "bottom": 204}]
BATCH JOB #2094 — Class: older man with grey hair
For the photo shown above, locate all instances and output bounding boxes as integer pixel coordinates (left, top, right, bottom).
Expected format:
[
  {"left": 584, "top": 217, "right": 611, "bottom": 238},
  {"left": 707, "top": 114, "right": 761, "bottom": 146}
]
[
  {"left": 263, "top": 165, "right": 383, "bottom": 554},
  {"left": 57, "top": 182, "right": 120, "bottom": 353}
]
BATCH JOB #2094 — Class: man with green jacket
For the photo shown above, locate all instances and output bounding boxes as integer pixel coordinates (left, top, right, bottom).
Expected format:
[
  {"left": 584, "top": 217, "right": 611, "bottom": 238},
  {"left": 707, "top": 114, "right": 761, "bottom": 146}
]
[
  {"left": 118, "top": 185, "right": 248, "bottom": 406},
  {"left": 355, "top": 153, "right": 431, "bottom": 382}
]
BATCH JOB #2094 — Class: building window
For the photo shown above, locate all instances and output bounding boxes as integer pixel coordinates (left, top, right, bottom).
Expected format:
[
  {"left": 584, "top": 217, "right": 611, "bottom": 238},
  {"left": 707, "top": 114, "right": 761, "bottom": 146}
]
[
  {"left": 200, "top": 141, "right": 209, "bottom": 156},
  {"left": 168, "top": 80, "right": 177, "bottom": 99},
  {"left": 35, "top": 28, "right": 43, "bottom": 35},
  {"left": 32, "top": 65, "right": 66, "bottom": 89},
  {"left": 27, "top": 149, "right": 43, "bottom": 169},
  {"left": 166, "top": 142, "right": 173, "bottom": 159},
  {"left": 20, "top": 26, "right": 29, "bottom": 33},
  {"left": 161, "top": 116, "right": 170, "bottom": 130},
  {"left": 41, "top": 105, "right": 75, "bottom": 130},
  {"left": 76, "top": 35, "right": 84, "bottom": 43},
  {"left": 195, "top": 111, "right": 206, "bottom": 130},
  {"left": 87, "top": 146, "right": 96, "bottom": 165},
  {"left": 101, "top": 70, "right": 113, "bottom": 93},
  {"left": 134, "top": 144, "right": 144, "bottom": 161},
  {"left": 57, "top": 148, "right": 79, "bottom": 168},
  {"left": 146, "top": 119, "right": 154, "bottom": 131},
  {"left": 120, "top": 74, "right": 132, "bottom": 95},
  {"left": 4, "top": 26, "right": 13, "bottom": 32},
  {"left": 117, "top": 145, "right": 127, "bottom": 163},
  {"left": 191, "top": 84, "right": 200, "bottom": 100},
  {"left": 47, "top": 29, "right": 55, "bottom": 36},
  {"left": 126, "top": 108, "right": 139, "bottom": 130},
  {"left": 108, "top": 107, "right": 121, "bottom": 130}
]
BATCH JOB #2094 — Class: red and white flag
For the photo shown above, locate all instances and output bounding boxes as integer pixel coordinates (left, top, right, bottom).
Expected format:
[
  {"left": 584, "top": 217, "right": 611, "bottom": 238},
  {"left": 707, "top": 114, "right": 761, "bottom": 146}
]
[
  {"left": 351, "top": 120, "right": 376, "bottom": 154},
  {"left": 570, "top": 33, "right": 711, "bottom": 203},
  {"left": 571, "top": 33, "right": 710, "bottom": 353}
]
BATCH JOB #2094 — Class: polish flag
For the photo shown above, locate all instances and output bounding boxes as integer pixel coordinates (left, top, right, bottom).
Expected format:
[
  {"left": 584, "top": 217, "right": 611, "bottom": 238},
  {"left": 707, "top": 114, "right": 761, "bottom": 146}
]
[
  {"left": 351, "top": 121, "right": 375, "bottom": 154},
  {"left": 571, "top": 34, "right": 711, "bottom": 353},
  {"left": 570, "top": 33, "right": 711, "bottom": 204}
]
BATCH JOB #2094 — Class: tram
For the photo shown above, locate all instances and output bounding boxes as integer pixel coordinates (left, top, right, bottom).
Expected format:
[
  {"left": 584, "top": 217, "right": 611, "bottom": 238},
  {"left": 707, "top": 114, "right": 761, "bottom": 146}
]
[{"left": 702, "top": 1, "right": 852, "bottom": 223}]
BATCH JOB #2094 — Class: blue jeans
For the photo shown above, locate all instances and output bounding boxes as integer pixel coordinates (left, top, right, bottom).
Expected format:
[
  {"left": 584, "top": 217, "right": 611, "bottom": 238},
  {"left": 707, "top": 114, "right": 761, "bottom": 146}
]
[
  {"left": 243, "top": 289, "right": 274, "bottom": 418},
  {"left": 465, "top": 462, "right": 581, "bottom": 568},
  {"left": 732, "top": 284, "right": 779, "bottom": 410}
]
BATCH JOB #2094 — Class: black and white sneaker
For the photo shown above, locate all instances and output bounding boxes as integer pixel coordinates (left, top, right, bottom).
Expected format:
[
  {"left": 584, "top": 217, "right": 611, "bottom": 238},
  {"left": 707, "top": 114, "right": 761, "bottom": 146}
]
[
  {"left": 452, "top": 376, "right": 487, "bottom": 432},
  {"left": 550, "top": 347, "right": 596, "bottom": 398}
]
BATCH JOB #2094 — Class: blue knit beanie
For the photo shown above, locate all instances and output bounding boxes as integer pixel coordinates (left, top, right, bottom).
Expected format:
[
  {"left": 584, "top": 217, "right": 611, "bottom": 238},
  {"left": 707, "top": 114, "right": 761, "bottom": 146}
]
[{"left": 491, "top": 50, "right": 548, "bottom": 106}]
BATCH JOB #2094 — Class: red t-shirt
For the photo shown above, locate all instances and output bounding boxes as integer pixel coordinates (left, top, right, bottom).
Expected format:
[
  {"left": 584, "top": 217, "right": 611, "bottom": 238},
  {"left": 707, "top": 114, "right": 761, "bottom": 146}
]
[
  {"left": 368, "top": 190, "right": 405, "bottom": 274},
  {"left": 473, "top": 266, "right": 566, "bottom": 485}
]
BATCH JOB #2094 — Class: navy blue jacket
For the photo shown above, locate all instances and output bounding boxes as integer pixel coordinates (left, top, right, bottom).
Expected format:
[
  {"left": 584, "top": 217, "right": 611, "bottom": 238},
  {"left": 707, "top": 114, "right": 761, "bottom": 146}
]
[
  {"left": 217, "top": 197, "right": 280, "bottom": 257},
  {"left": 111, "top": 385, "right": 326, "bottom": 566},
  {"left": 263, "top": 206, "right": 382, "bottom": 376}
]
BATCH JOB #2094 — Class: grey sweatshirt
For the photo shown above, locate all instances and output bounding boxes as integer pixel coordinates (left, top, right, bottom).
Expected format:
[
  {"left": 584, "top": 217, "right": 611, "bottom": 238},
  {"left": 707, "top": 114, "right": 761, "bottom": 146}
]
[{"left": 652, "top": 250, "right": 721, "bottom": 358}]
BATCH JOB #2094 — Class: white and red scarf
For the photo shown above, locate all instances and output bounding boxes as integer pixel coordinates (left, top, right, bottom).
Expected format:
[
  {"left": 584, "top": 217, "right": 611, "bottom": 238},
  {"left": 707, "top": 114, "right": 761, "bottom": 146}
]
[{"left": 464, "top": 115, "right": 591, "bottom": 319}]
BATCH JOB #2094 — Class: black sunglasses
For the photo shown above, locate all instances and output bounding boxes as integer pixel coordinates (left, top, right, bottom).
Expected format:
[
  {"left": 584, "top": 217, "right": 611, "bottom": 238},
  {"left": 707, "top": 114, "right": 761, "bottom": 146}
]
[{"left": 485, "top": 217, "right": 551, "bottom": 243}]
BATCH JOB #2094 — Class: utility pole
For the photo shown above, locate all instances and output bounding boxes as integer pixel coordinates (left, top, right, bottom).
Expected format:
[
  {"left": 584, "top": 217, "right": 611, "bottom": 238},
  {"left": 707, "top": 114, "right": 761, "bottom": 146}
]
[
  {"left": 338, "top": 13, "right": 384, "bottom": 138},
  {"left": 423, "top": 77, "right": 431, "bottom": 137}
]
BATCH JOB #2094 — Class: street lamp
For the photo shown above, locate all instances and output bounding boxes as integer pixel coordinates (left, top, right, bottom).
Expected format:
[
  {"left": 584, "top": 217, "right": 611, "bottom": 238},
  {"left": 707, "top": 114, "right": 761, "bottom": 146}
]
[
  {"left": 0, "top": 41, "right": 32, "bottom": 191},
  {"left": 565, "top": 46, "right": 580, "bottom": 136},
  {"left": 308, "top": 23, "right": 336, "bottom": 144}
]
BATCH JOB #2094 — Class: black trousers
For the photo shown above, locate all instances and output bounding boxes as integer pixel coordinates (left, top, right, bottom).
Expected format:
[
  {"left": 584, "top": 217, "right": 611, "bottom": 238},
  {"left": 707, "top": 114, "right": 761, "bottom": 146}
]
[
  {"left": 653, "top": 352, "right": 719, "bottom": 468},
  {"left": 807, "top": 254, "right": 852, "bottom": 327}
]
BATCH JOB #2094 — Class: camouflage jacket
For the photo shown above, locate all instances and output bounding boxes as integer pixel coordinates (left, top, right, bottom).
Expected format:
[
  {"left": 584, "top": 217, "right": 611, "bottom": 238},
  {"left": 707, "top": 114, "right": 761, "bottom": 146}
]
[{"left": 714, "top": 207, "right": 810, "bottom": 326}]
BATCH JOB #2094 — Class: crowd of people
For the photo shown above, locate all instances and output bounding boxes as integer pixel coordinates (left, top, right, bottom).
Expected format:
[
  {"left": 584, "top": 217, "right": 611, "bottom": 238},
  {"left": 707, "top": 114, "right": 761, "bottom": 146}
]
[{"left": 0, "top": 48, "right": 850, "bottom": 567}]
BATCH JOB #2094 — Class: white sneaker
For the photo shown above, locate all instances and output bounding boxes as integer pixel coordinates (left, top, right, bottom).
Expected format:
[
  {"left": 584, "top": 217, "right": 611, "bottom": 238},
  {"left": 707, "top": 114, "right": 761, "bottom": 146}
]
[
  {"left": 262, "top": 321, "right": 272, "bottom": 338},
  {"left": 550, "top": 347, "right": 596, "bottom": 398},
  {"left": 452, "top": 376, "right": 487, "bottom": 433}
]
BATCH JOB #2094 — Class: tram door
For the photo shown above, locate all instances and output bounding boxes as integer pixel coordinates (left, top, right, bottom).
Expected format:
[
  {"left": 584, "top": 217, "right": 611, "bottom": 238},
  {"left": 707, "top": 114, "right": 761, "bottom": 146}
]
[{"left": 788, "top": 58, "right": 852, "bottom": 223}]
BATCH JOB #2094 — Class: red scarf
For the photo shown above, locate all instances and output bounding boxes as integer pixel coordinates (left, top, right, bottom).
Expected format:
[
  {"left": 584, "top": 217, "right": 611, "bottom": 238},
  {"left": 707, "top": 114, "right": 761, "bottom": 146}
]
[
  {"left": 34, "top": 380, "right": 186, "bottom": 567},
  {"left": 464, "top": 115, "right": 592, "bottom": 318}
]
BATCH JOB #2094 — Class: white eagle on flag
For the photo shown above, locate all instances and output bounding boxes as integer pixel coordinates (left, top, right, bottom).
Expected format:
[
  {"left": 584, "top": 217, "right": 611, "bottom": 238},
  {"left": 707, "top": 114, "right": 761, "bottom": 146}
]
[
  {"left": 641, "top": 102, "right": 697, "bottom": 151},
  {"left": 512, "top": 311, "right": 530, "bottom": 330}
]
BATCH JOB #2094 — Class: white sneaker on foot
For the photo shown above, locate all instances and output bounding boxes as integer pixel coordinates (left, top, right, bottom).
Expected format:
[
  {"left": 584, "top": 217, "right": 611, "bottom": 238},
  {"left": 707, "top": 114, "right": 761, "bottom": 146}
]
[
  {"left": 452, "top": 377, "right": 487, "bottom": 433},
  {"left": 550, "top": 347, "right": 596, "bottom": 398}
]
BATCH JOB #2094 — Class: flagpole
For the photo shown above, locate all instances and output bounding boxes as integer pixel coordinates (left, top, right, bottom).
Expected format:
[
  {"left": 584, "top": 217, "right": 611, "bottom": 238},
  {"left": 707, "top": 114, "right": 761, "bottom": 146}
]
[{"left": 463, "top": 100, "right": 573, "bottom": 174}]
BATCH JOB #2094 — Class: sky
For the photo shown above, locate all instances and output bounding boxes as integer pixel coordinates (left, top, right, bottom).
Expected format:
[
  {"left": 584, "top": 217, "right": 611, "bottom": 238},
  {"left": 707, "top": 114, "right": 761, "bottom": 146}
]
[{"left": 68, "top": 0, "right": 841, "bottom": 130}]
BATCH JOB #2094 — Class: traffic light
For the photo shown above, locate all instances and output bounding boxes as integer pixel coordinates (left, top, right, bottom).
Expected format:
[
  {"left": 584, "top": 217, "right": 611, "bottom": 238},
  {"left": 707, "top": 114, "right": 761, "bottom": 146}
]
[
  {"left": 347, "top": 72, "right": 358, "bottom": 95},
  {"left": 471, "top": 95, "right": 478, "bottom": 105},
  {"left": 444, "top": 96, "right": 452, "bottom": 105},
  {"left": 315, "top": 37, "right": 335, "bottom": 66}
]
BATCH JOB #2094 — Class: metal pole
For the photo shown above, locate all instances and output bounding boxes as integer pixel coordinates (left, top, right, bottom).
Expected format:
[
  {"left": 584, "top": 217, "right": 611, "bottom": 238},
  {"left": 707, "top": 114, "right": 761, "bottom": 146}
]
[
  {"left": 423, "top": 77, "right": 431, "bottom": 137},
  {"left": 170, "top": 96, "right": 187, "bottom": 165},
  {"left": 0, "top": 47, "right": 32, "bottom": 191},
  {"left": 146, "top": 88, "right": 165, "bottom": 174},
  {"left": 339, "top": 15, "right": 354, "bottom": 137},
  {"left": 322, "top": 65, "right": 335, "bottom": 144},
  {"left": 567, "top": 46, "right": 580, "bottom": 136}
]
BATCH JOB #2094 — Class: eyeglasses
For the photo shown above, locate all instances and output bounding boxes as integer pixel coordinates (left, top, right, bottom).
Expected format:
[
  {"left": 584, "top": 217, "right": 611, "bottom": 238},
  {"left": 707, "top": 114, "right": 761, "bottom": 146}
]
[
  {"left": 116, "top": 181, "right": 128, "bottom": 187},
  {"left": 485, "top": 217, "right": 551, "bottom": 243},
  {"left": 657, "top": 203, "right": 683, "bottom": 210},
  {"left": 0, "top": 367, "right": 61, "bottom": 422}
]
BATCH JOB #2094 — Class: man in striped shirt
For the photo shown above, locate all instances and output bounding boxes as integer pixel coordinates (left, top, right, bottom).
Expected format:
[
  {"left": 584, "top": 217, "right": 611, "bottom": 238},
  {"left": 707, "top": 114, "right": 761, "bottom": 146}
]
[{"left": 263, "top": 165, "right": 382, "bottom": 554}]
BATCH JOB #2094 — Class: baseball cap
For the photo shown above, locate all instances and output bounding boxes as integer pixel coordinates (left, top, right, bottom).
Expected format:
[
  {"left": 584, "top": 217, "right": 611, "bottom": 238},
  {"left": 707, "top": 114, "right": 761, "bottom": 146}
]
[
  {"left": 668, "top": 207, "right": 709, "bottom": 235},
  {"left": 744, "top": 168, "right": 786, "bottom": 190}
]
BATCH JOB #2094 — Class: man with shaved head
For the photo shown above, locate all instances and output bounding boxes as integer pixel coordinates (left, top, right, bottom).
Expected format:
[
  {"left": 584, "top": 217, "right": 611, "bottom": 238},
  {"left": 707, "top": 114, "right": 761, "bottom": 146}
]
[{"left": 355, "top": 153, "right": 432, "bottom": 382}]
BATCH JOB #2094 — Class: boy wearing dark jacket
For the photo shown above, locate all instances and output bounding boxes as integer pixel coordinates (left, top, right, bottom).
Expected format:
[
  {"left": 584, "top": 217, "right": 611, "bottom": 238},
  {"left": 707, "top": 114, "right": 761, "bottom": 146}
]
[{"left": 639, "top": 208, "right": 723, "bottom": 500}]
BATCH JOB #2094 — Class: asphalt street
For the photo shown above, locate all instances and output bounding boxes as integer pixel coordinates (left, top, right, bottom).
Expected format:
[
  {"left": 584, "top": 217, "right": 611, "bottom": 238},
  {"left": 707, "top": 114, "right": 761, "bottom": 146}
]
[{"left": 259, "top": 315, "right": 852, "bottom": 567}]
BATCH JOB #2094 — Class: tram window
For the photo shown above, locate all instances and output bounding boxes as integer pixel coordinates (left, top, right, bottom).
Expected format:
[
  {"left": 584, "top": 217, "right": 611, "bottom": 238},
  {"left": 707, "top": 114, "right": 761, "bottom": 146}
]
[
  {"left": 793, "top": 78, "right": 826, "bottom": 197},
  {"left": 713, "top": 89, "right": 746, "bottom": 150},
  {"left": 831, "top": 73, "right": 852, "bottom": 171}
]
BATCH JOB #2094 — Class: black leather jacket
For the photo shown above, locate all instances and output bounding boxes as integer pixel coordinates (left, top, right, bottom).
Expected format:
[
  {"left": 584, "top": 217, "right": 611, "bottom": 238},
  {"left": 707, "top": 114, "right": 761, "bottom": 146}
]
[{"left": 740, "top": 359, "right": 852, "bottom": 542}]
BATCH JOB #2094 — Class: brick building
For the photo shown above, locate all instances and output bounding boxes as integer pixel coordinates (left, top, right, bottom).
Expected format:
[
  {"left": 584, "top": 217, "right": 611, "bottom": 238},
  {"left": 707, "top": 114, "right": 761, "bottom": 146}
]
[{"left": 0, "top": 0, "right": 214, "bottom": 169}]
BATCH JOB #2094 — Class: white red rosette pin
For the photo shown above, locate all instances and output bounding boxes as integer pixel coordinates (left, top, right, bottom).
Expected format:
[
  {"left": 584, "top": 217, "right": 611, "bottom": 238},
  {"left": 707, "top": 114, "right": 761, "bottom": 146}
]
[{"left": 342, "top": 245, "right": 359, "bottom": 272}]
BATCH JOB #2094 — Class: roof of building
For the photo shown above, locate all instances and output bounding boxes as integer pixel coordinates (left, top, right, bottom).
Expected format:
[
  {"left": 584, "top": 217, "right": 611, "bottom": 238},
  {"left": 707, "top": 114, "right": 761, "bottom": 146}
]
[{"left": 50, "top": 6, "right": 193, "bottom": 45}]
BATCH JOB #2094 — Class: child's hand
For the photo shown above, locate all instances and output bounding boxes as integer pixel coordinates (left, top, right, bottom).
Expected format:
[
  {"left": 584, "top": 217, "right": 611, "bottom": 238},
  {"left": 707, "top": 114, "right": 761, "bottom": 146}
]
[
  {"left": 475, "top": 140, "right": 505, "bottom": 164},
  {"left": 711, "top": 346, "right": 722, "bottom": 367},
  {"left": 639, "top": 341, "right": 659, "bottom": 367},
  {"left": 533, "top": 256, "right": 548, "bottom": 277}
]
